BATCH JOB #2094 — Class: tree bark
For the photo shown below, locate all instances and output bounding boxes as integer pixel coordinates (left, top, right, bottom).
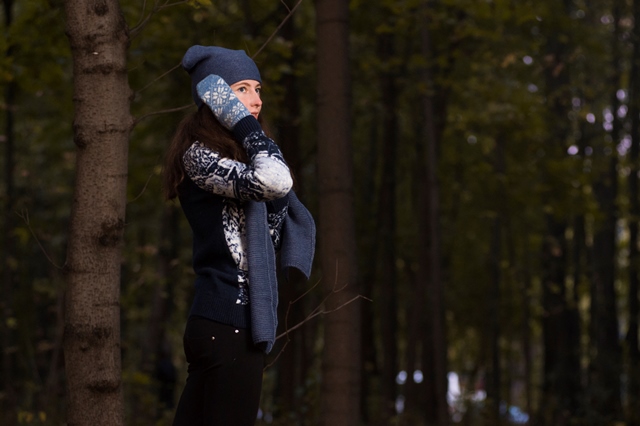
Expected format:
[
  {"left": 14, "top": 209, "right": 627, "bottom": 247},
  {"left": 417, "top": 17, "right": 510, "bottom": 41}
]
[
  {"left": 316, "top": 0, "right": 361, "bottom": 425},
  {"left": 62, "top": 1, "right": 132, "bottom": 425}
]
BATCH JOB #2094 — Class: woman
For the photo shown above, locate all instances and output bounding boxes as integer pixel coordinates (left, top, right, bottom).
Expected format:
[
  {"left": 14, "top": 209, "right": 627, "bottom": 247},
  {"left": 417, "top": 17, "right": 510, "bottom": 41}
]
[{"left": 163, "top": 45, "right": 315, "bottom": 426}]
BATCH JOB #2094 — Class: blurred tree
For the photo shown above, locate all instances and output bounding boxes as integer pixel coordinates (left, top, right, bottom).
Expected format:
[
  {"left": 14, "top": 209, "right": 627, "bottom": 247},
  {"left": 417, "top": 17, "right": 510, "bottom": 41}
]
[
  {"left": 316, "top": 0, "right": 361, "bottom": 425},
  {"left": 1, "top": 1, "right": 16, "bottom": 423},
  {"left": 589, "top": 0, "right": 624, "bottom": 421},
  {"left": 418, "top": 1, "right": 448, "bottom": 425},
  {"left": 373, "top": 6, "right": 400, "bottom": 425},
  {"left": 627, "top": 0, "right": 640, "bottom": 423}
]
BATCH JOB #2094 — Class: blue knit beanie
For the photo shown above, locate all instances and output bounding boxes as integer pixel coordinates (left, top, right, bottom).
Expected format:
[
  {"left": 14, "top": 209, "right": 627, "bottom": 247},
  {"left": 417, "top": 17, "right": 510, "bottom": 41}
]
[{"left": 182, "top": 45, "right": 262, "bottom": 107}]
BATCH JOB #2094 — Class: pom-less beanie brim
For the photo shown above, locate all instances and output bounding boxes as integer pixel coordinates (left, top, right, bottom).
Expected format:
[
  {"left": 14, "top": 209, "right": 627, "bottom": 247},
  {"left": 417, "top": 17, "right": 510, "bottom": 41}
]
[{"left": 182, "top": 45, "right": 262, "bottom": 106}]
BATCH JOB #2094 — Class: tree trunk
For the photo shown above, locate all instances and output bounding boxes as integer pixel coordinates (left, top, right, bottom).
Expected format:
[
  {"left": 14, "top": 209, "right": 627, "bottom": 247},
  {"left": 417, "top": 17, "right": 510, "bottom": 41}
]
[
  {"left": 420, "top": 2, "right": 448, "bottom": 425},
  {"left": 626, "top": 1, "right": 640, "bottom": 423},
  {"left": 275, "top": 16, "right": 308, "bottom": 419},
  {"left": 1, "top": 1, "right": 16, "bottom": 422},
  {"left": 316, "top": 0, "right": 361, "bottom": 425},
  {"left": 486, "top": 138, "right": 504, "bottom": 425},
  {"left": 62, "top": 1, "right": 132, "bottom": 425},
  {"left": 537, "top": 1, "right": 584, "bottom": 422},
  {"left": 589, "top": 1, "right": 623, "bottom": 420},
  {"left": 145, "top": 205, "right": 179, "bottom": 416},
  {"left": 376, "top": 30, "right": 399, "bottom": 425}
]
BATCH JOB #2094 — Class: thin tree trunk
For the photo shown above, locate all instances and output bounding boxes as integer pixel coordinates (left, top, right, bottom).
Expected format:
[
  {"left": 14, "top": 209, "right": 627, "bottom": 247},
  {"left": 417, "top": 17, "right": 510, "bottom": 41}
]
[
  {"left": 486, "top": 138, "right": 504, "bottom": 425},
  {"left": 144, "top": 205, "right": 179, "bottom": 416},
  {"left": 589, "top": 1, "right": 623, "bottom": 420},
  {"left": 275, "top": 16, "right": 306, "bottom": 418},
  {"left": 359, "top": 116, "right": 381, "bottom": 424},
  {"left": 521, "top": 242, "right": 533, "bottom": 417},
  {"left": 377, "top": 30, "right": 399, "bottom": 425},
  {"left": 537, "top": 0, "right": 584, "bottom": 422},
  {"left": 62, "top": 1, "right": 132, "bottom": 424},
  {"left": 403, "top": 260, "right": 425, "bottom": 424},
  {"left": 420, "top": 2, "right": 448, "bottom": 425},
  {"left": 1, "top": 1, "right": 16, "bottom": 422},
  {"left": 316, "top": 0, "right": 361, "bottom": 425},
  {"left": 626, "top": 1, "right": 640, "bottom": 423}
]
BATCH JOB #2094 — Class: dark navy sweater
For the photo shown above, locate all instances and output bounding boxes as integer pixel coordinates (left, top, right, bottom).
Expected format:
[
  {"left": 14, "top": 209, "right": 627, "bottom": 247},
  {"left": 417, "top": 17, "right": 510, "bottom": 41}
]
[{"left": 178, "top": 117, "right": 314, "bottom": 350}]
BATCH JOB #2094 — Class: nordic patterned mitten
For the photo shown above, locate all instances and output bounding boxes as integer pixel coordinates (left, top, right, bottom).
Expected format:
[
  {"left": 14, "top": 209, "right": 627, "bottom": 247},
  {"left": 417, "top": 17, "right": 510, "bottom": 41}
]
[{"left": 196, "top": 74, "right": 252, "bottom": 130}]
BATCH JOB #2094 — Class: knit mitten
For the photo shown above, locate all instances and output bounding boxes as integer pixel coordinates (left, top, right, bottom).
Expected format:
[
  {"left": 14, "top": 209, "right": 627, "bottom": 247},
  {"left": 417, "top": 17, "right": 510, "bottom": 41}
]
[{"left": 196, "top": 74, "right": 252, "bottom": 130}]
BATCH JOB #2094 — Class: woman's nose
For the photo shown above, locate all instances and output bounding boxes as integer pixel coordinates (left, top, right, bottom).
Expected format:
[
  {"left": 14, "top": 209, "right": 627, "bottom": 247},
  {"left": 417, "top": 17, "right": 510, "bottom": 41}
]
[{"left": 252, "top": 92, "right": 262, "bottom": 107}]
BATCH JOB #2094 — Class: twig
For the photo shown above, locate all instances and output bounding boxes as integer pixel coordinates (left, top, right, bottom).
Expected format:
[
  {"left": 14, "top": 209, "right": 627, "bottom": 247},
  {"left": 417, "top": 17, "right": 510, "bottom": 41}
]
[
  {"left": 135, "top": 62, "right": 183, "bottom": 96},
  {"left": 280, "top": 0, "right": 292, "bottom": 13},
  {"left": 127, "top": 172, "right": 155, "bottom": 204},
  {"left": 132, "top": 103, "right": 194, "bottom": 128},
  {"left": 15, "top": 209, "right": 65, "bottom": 270},
  {"left": 252, "top": 0, "right": 305, "bottom": 59},
  {"left": 264, "top": 260, "right": 371, "bottom": 369},
  {"left": 130, "top": 0, "right": 190, "bottom": 39},
  {"left": 264, "top": 293, "right": 370, "bottom": 370},
  {"left": 276, "top": 294, "right": 370, "bottom": 340}
]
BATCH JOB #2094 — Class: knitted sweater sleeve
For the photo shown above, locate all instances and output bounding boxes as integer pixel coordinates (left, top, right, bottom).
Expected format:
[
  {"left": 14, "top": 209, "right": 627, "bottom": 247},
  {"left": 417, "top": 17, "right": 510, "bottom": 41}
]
[{"left": 183, "top": 119, "right": 293, "bottom": 201}]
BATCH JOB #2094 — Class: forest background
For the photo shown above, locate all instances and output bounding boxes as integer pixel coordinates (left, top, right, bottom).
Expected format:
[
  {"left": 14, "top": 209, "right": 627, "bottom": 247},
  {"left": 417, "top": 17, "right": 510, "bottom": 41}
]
[{"left": 1, "top": 0, "right": 640, "bottom": 425}]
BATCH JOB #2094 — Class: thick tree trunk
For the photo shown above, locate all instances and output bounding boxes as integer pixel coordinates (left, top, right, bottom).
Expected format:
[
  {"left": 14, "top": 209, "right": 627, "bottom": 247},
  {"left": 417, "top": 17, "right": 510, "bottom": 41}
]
[
  {"left": 62, "top": 1, "right": 132, "bottom": 425},
  {"left": 316, "top": 0, "right": 361, "bottom": 425}
]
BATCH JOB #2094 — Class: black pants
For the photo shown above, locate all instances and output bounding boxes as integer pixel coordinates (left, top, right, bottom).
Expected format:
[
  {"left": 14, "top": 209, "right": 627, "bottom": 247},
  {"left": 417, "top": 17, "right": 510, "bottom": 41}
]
[{"left": 172, "top": 316, "right": 264, "bottom": 426}]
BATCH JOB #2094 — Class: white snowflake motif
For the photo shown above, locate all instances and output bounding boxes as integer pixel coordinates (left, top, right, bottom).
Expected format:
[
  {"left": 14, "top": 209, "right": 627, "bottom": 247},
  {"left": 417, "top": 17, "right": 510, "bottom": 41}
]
[{"left": 210, "top": 86, "right": 230, "bottom": 115}]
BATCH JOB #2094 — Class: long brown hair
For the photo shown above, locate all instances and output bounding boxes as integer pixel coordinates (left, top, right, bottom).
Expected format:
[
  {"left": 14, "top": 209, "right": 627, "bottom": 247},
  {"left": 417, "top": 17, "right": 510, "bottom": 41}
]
[{"left": 163, "top": 105, "right": 259, "bottom": 200}]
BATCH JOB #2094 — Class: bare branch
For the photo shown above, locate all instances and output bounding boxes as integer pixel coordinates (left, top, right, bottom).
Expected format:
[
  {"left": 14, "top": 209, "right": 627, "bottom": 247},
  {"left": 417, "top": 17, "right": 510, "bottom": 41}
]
[
  {"left": 135, "top": 62, "right": 183, "bottom": 96},
  {"left": 127, "top": 172, "right": 155, "bottom": 205},
  {"left": 130, "top": 0, "right": 190, "bottom": 39},
  {"left": 276, "top": 294, "right": 370, "bottom": 341},
  {"left": 16, "top": 209, "right": 65, "bottom": 270},
  {"left": 132, "top": 103, "right": 194, "bottom": 129},
  {"left": 264, "top": 261, "right": 371, "bottom": 369},
  {"left": 280, "top": 0, "right": 292, "bottom": 13},
  {"left": 252, "top": 0, "right": 304, "bottom": 59},
  {"left": 264, "top": 293, "right": 370, "bottom": 370},
  {"left": 264, "top": 339, "right": 290, "bottom": 369}
]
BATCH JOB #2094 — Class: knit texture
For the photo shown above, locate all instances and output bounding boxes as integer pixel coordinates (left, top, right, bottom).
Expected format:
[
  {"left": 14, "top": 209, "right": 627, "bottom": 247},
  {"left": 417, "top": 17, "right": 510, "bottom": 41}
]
[
  {"left": 196, "top": 75, "right": 252, "bottom": 130},
  {"left": 245, "top": 191, "right": 315, "bottom": 353},
  {"left": 182, "top": 45, "right": 261, "bottom": 107}
]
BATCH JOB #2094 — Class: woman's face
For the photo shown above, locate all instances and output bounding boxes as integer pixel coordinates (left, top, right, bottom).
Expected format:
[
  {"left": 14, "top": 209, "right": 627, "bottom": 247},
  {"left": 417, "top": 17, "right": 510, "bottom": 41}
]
[{"left": 230, "top": 79, "right": 262, "bottom": 120}]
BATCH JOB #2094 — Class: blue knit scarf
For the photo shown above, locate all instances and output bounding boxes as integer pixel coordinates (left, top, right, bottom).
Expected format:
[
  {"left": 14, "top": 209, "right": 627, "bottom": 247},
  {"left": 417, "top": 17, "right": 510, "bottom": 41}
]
[{"left": 244, "top": 191, "right": 315, "bottom": 353}]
